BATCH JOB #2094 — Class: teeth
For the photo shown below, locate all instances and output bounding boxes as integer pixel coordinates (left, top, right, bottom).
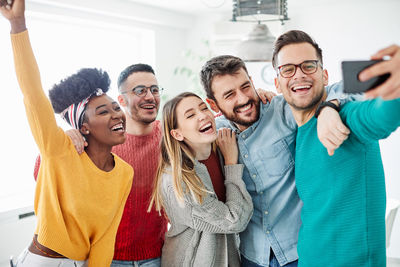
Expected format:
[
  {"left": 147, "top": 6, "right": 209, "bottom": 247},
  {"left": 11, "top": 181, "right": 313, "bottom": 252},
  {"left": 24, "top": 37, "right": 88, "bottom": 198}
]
[
  {"left": 141, "top": 105, "right": 155, "bottom": 109},
  {"left": 236, "top": 103, "right": 251, "bottom": 113},
  {"left": 200, "top": 123, "right": 212, "bottom": 131},
  {"left": 111, "top": 123, "right": 124, "bottom": 131},
  {"left": 292, "top": 85, "right": 311, "bottom": 91}
]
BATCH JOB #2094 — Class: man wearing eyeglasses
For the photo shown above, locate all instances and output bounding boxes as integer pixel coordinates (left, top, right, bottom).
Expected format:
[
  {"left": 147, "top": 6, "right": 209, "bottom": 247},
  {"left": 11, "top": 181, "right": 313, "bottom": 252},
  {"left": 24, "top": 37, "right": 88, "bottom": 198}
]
[
  {"left": 34, "top": 63, "right": 167, "bottom": 267},
  {"left": 273, "top": 30, "right": 400, "bottom": 266},
  {"left": 106, "top": 64, "right": 167, "bottom": 267},
  {"left": 200, "top": 52, "right": 351, "bottom": 266}
]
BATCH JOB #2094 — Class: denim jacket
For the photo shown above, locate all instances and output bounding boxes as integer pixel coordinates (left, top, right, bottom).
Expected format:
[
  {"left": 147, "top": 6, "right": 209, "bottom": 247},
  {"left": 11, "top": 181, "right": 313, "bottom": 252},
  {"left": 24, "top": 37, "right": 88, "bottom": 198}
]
[{"left": 215, "top": 83, "right": 347, "bottom": 266}]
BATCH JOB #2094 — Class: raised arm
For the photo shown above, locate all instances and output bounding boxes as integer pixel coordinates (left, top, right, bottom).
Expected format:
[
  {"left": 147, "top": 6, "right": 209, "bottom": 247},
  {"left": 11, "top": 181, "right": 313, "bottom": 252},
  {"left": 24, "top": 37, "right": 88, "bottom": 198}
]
[
  {"left": 342, "top": 97, "right": 400, "bottom": 142},
  {"left": 2, "top": 0, "right": 68, "bottom": 156}
]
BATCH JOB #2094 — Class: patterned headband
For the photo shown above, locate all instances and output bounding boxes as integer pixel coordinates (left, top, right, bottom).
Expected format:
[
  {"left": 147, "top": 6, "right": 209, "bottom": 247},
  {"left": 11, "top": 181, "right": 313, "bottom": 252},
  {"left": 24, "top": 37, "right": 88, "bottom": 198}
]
[{"left": 61, "top": 88, "right": 104, "bottom": 129}]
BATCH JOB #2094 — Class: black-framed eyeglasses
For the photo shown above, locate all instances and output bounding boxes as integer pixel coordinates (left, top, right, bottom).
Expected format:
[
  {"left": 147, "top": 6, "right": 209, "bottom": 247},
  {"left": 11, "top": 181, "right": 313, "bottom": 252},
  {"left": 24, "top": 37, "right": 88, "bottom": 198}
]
[
  {"left": 277, "top": 60, "right": 323, "bottom": 78},
  {"left": 122, "top": 85, "right": 163, "bottom": 97}
]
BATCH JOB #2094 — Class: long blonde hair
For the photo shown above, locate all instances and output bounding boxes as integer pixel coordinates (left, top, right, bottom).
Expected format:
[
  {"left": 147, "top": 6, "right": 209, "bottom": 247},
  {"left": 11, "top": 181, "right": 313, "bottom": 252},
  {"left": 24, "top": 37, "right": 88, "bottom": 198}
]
[{"left": 148, "top": 92, "right": 210, "bottom": 213}]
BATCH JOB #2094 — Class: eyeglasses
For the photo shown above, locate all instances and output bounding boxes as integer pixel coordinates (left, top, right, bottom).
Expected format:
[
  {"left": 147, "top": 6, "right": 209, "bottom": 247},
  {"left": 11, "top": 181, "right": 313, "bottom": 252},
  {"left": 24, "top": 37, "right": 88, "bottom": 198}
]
[
  {"left": 277, "top": 60, "right": 322, "bottom": 78},
  {"left": 122, "top": 85, "right": 163, "bottom": 97}
]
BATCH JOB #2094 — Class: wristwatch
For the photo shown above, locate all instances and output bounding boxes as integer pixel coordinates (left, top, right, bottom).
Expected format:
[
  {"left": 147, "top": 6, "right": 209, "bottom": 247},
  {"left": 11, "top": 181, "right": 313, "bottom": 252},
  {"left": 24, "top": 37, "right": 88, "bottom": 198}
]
[{"left": 314, "top": 101, "right": 340, "bottom": 118}]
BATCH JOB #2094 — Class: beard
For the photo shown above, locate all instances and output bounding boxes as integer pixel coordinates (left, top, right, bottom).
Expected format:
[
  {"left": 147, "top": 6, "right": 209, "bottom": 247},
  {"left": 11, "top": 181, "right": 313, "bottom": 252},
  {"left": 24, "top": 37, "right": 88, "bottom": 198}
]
[
  {"left": 289, "top": 87, "right": 325, "bottom": 112},
  {"left": 130, "top": 101, "right": 159, "bottom": 124},
  {"left": 220, "top": 99, "right": 260, "bottom": 129}
]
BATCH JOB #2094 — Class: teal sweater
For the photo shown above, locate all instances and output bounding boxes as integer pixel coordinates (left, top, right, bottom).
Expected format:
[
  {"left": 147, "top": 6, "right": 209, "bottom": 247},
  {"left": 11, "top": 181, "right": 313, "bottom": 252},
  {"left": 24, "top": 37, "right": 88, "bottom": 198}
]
[{"left": 295, "top": 98, "right": 400, "bottom": 267}]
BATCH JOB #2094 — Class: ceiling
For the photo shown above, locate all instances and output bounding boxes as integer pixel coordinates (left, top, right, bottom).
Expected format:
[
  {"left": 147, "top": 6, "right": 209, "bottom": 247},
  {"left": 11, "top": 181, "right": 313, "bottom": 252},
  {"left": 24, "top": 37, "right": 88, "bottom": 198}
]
[{"left": 127, "top": 0, "right": 233, "bottom": 15}]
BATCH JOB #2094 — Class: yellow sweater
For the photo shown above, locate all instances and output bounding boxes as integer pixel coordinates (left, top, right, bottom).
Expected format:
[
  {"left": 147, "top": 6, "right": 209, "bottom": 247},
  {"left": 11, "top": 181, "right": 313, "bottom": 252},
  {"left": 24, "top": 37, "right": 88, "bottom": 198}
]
[{"left": 11, "top": 30, "right": 133, "bottom": 267}]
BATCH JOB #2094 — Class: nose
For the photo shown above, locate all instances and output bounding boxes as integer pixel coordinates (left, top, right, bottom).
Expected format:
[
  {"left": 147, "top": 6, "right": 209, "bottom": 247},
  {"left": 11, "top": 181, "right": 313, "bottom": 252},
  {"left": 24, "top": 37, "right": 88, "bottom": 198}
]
[
  {"left": 111, "top": 107, "right": 123, "bottom": 119},
  {"left": 292, "top": 65, "right": 306, "bottom": 80},
  {"left": 236, "top": 89, "right": 248, "bottom": 105},
  {"left": 198, "top": 111, "right": 208, "bottom": 121},
  {"left": 143, "top": 88, "right": 155, "bottom": 100}
]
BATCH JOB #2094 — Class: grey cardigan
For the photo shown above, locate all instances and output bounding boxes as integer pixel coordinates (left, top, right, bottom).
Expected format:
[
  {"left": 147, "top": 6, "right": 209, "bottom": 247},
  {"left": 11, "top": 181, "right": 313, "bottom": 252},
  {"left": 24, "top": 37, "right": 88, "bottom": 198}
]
[{"left": 160, "top": 161, "right": 253, "bottom": 267}]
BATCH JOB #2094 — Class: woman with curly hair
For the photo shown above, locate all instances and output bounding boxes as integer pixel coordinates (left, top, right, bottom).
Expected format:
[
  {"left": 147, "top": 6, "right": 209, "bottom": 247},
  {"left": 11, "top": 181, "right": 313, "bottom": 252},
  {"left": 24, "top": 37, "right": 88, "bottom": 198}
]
[
  {"left": 1, "top": 1, "right": 133, "bottom": 266},
  {"left": 148, "top": 92, "right": 253, "bottom": 267}
]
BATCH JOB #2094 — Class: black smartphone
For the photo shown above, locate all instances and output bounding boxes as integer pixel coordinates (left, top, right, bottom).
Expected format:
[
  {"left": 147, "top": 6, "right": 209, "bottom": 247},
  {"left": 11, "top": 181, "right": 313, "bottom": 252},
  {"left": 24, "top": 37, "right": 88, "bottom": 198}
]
[{"left": 341, "top": 60, "right": 390, "bottom": 94}]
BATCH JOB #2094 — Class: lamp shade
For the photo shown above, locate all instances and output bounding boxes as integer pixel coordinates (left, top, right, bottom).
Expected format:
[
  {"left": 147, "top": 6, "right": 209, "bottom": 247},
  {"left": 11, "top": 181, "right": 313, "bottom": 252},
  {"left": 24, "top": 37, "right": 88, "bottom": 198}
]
[{"left": 236, "top": 24, "right": 275, "bottom": 62}]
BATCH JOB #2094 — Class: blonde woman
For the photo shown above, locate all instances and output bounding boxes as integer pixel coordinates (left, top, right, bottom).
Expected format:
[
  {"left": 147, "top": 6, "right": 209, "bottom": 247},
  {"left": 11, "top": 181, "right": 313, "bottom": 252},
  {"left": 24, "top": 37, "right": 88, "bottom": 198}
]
[{"left": 149, "top": 92, "right": 253, "bottom": 267}]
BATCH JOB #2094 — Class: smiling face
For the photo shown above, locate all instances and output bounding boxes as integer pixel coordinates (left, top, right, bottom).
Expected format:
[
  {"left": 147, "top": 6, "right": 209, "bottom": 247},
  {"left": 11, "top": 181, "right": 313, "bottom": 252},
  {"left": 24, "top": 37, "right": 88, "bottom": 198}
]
[
  {"left": 274, "top": 42, "right": 328, "bottom": 111},
  {"left": 118, "top": 71, "right": 160, "bottom": 124},
  {"left": 171, "top": 96, "right": 217, "bottom": 150},
  {"left": 81, "top": 94, "right": 127, "bottom": 147},
  {"left": 208, "top": 68, "right": 260, "bottom": 131}
]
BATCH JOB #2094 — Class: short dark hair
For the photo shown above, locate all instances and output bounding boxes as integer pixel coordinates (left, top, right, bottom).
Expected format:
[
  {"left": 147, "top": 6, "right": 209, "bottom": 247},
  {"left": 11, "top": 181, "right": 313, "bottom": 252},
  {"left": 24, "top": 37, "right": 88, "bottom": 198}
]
[
  {"left": 49, "top": 68, "right": 110, "bottom": 113},
  {"left": 200, "top": 55, "right": 249, "bottom": 100},
  {"left": 272, "top": 30, "right": 323, "bottom": 69},
  {"left": 117, "top": 63, "right": 155, "bottom": 90}
]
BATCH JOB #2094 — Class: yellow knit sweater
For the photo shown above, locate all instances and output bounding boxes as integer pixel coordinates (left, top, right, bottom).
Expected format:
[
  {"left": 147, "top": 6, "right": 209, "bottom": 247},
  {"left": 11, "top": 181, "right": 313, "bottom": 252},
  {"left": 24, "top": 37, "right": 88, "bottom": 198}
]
[{"left": 11, "top": 30, "right": 133, "bottom": 267}]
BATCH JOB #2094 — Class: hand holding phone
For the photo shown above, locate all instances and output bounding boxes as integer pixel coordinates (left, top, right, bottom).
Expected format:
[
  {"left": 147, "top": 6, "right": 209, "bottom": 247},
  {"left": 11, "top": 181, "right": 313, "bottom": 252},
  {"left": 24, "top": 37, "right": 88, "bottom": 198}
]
[{"left": 342, "top": 60, "right": 390, "bottom": 94}]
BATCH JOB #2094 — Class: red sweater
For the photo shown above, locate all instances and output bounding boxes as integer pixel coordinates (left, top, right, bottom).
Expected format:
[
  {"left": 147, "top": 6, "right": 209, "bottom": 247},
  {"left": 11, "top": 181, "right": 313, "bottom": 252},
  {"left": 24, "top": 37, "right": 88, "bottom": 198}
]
[{"left": 34, "top": 120, "right": 167, "bottom": 261}]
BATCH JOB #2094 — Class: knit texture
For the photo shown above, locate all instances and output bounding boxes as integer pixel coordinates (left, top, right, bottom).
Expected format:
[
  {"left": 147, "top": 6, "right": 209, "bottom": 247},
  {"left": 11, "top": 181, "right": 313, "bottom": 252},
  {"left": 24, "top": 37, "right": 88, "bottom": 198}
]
[
  {"left": 112, "top": 120, "right": 167, "bottom": 260},
  {"left": 11, "top": 30, "right": 133, "bottom": 267},
  {"left": 161, "top": 162, "right": 253, "bottom": 267},
  {"left": 295, "top": 98, "right": 400, "bottom": 267}
]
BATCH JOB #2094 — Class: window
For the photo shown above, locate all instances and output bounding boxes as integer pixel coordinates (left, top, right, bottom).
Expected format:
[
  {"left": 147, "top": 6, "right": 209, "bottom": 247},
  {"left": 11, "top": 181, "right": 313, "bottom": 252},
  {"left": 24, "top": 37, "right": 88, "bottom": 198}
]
[{"left": 0, "top": 10, "right": 155, "bottom": 212}]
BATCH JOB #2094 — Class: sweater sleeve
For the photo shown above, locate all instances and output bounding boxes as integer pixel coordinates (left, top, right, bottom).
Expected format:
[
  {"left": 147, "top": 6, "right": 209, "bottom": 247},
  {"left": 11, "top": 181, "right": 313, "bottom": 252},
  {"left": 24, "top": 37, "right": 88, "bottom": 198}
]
[
  {"left": 341, "top": 98, "right": 400, "bottom": 143},
  {"left": 164, "top": 164, "right": 253, "bottom": 234},
  {"left": 11, "top": 30, "right": 69, "bottom": 157}
]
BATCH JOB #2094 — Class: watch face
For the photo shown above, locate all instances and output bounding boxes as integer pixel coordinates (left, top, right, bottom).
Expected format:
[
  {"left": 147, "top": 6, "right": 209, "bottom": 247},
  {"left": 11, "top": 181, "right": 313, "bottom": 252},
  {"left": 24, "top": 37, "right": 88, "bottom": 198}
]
[
  {"left": 261, "top": 64, "right": 276, "bottom": 90},
  {"left": 245, "top": 62, "right": 277, "bottom": 93}
]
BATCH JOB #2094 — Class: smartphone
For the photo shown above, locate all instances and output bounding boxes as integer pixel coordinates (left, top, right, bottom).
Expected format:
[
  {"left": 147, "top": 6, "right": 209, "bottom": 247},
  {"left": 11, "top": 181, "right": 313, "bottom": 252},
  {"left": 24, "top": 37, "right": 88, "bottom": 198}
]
[{"left": 341, "top": 60, "right": 390, "bottom": 94}]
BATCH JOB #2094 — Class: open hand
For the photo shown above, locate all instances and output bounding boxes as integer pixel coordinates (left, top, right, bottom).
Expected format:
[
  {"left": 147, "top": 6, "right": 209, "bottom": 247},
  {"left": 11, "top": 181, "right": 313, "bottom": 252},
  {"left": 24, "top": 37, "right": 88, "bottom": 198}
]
[
  {"left": 216, "top": 128, "right": 238, "bottom": 165},
  {"left": 256, "top": 88, "right": 276, "bottom": 104},
  {"left": 66, "top": 129, "right": 88, "bottom": 154}
]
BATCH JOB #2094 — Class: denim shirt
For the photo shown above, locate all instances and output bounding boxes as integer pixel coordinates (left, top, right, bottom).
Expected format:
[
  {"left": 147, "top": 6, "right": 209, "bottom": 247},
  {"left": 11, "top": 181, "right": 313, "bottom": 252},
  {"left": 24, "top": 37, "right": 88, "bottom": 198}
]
[{"left": 215, "top": 83, "right": 346, "bottom": 266}]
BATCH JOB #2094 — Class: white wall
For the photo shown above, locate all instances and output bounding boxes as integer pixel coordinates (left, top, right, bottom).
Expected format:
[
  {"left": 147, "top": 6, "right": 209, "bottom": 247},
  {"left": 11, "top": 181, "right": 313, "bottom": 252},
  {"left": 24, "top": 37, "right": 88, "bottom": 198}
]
[
  {"left": 285, "top": 0, "right": 400, "bottom": 258},
  {"left": 187, "top": 0, "right": 400, "bottom": 258}
]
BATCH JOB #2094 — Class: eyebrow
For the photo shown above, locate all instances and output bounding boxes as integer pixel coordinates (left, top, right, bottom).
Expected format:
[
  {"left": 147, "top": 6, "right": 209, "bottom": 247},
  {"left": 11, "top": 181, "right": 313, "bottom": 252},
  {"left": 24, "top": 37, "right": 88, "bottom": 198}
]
[
  {"left": 95, "top": 102, "right": 118, "bottom": 111},
  {"left": 222, "top": 81, "right": 251, "bottom": 97},
  {"left": 184, "top": 102, "right": 206, "bottom": 115}
]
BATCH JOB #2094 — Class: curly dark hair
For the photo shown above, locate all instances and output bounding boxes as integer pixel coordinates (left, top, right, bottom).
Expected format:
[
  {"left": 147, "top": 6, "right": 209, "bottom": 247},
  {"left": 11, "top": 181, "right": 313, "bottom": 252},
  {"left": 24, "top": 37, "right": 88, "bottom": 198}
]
[{"left": 49, "top": 68, "right": 110, "bottom": 113}]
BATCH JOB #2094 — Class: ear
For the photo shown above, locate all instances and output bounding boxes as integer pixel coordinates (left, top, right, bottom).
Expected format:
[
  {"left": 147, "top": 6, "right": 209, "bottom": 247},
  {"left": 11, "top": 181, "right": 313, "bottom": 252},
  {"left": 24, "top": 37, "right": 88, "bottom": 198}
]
[
  {"left": 170, "top": 129, "right": 184, "bottom": 141},
  {"left": 323, "top": 69, "right": 329, "bottom": 86},
  {"left": 206, "top": 98, "right": 220, "bottom": 113},
  {"left": 274, "top": 77, "right": 282, "bottom": 94},
  {"left": 118, "top": 94, "right": 127, "bottom": 107},
  {"left": 80, "top": 123, "right": 90, "bottom": 136}
]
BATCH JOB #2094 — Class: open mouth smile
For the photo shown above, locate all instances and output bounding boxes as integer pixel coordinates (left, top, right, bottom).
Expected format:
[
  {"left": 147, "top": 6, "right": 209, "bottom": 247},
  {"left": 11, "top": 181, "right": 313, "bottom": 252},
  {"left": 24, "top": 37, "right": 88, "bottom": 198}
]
[
  {"left": 199, "top": 122, "right": 214, "bottom": 134},
  {"left": 290, "top": 84, "right": 312, "bottom": 94},
  {"left": 234, "top": 102, "right": 253, "bottom": 114},
  {"left": 111, "top": 121, "right": 125, "bottom": 132}
]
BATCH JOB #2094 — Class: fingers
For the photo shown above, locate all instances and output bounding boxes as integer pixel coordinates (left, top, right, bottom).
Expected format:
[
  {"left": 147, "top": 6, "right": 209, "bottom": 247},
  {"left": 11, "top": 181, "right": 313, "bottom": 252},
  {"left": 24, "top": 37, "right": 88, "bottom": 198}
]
[
  {"left": 256, "top": 88, "right": 268, "bottom": 104},
  {"left": 217, "top": 128, "right": 235, "bottom": 140},
  {"left": 370, "top": 44, "right": 399, "bottom": 60},
  {"left": 364, "top": 77, "right": 400, "bottom": 99},
  {"left": 359, "top": 59, "right": 392, "bottom": 82},
  {"left": 66, "top": 129, "right": 86, "bottom": 154}
]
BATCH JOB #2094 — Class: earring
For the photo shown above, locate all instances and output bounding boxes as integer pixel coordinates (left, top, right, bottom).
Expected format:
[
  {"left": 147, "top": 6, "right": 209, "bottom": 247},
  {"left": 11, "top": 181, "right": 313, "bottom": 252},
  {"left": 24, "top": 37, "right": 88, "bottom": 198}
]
[{"left": 86, "top": 130, "right": 89, "bottom": 134}]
